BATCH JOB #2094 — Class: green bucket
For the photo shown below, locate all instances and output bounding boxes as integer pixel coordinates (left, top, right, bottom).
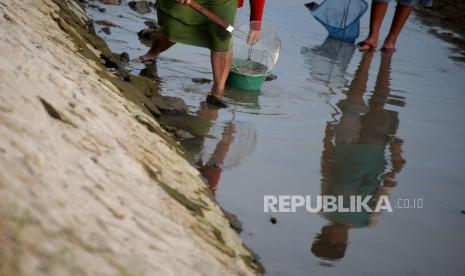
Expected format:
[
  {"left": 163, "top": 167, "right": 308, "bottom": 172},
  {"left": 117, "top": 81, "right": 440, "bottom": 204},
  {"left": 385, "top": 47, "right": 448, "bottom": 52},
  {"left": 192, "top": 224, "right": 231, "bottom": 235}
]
[{"left": 227, "top": 59, "right": 269, "bottom": 91}]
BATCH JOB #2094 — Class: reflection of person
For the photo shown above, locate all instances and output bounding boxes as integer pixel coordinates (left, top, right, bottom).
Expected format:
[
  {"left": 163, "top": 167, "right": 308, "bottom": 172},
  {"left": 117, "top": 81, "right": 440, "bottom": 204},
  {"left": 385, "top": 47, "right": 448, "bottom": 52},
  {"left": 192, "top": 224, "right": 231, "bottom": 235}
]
[
  {"left": 160, "top": 90, "right": 258, "bottom": 193},
  {"left": 198, "top": 121, "right": 236, "bottom": 194},
  {"left": 311, "top": 52, "right": 406, "bottom": 260},
  {"left": 358, "top": 0, "right": 433, "bottom": 52},
  {"left": 301, "top": 37, "right": 355, "bottom": 92},
  {"left": 139, "top": 0, "right": 266, "bottom": 106}
]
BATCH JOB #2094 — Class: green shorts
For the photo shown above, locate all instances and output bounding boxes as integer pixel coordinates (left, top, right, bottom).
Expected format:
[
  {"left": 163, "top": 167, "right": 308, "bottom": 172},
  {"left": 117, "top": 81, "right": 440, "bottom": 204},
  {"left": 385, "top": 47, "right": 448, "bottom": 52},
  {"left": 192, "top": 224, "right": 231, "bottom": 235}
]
[{"left": 156, "top": 0, "right": 238, "bottom": 52}]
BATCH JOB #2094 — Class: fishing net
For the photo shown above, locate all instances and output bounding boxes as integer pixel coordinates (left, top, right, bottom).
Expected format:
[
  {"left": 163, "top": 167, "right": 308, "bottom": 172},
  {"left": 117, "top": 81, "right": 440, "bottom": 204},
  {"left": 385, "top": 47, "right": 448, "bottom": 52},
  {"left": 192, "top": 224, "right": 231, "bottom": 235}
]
[
  {"left": 200, "top": 120, "right": 257, "bottom": 169},
  {"left": 310, "top": 0, "right": 368, "bottom": 42},
  {"left": 301, "top": 37, "right": 355, "bottom": 90},
  {"left": 231, "top": 21, "right": 281, "bottom": 76}
]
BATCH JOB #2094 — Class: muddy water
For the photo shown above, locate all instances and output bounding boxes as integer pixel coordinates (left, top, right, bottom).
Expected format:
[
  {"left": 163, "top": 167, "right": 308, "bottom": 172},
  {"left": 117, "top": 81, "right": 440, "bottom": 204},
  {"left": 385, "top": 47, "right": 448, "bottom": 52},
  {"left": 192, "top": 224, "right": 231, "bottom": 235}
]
[{"left": 87, "top": 1, "right": 465, "bottom": 275}]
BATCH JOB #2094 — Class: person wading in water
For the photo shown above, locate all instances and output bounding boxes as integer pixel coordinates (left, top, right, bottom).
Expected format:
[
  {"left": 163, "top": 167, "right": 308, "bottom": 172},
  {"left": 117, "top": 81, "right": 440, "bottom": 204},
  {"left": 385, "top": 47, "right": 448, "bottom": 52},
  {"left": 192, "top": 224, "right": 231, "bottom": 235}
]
[{"left": 139, "top": 0, "right": 266, "bottom": 107}]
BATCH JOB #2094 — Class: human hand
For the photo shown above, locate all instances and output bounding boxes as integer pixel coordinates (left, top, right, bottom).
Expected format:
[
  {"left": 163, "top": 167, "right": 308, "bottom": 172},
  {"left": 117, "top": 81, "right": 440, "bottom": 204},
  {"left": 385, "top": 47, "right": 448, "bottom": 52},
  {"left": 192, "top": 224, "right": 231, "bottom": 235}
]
[
  {"left": 177, "top": 0, "right": 191, "bottom": 4},
  {"left": 247, "top": 29, "right": 261, "bottom": 45}
]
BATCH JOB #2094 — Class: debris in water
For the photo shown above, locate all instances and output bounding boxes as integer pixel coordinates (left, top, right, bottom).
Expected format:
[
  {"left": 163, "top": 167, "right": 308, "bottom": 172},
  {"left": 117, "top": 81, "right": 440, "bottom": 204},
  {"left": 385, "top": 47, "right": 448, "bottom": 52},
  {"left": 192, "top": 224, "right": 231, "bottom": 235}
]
[
  {"left": 265, "top": 74, "right": 277, "bottom": 82},
  {"left": 101, "top": 26, "right": 111, "bottom": 35},
  {"left": 192, "top": 78, "right": 212, "bottom": 84}
]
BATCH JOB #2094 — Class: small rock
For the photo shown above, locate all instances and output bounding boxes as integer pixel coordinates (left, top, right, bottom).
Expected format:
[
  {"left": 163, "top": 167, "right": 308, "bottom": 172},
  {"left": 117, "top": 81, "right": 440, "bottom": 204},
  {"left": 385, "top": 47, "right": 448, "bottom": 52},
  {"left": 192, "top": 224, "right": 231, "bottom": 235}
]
[
  {"left": 100, "top": 53, "right": 120, "bottom": 69},
  {"left": 95, "top": 19, "right": 118, "bottom": 27},
  {"left": 137, "top": 28, "right": 158, "bottom": 41},
  {"left": 265, "top": 74, "right": 277, "bottom": 82},
  {"left": 270, "top": 217, "right": 277, "bottom": 224},
  {"left": 462, "top": 210, "right": 465, "bottom": 214},
  {"left": 119, "top": 52, "right": 130, "bottom": 63},
  {"left": 192, "top": 78, "right": 212, "bottom": 84},
  {"left": 144, "top": 20, "right": 159, "bottom": 29},
  {"left": 151, "top": 95, "right": 189, "bottom": 115},
  {"left": 128, "top": 1, "right": 152, "bottom": 14},
  {"left": 174, "top": 129, "right": 195, "bottom": 140},
  {"left": 101, "top": 26, "right": 111, "bottom": 35}
]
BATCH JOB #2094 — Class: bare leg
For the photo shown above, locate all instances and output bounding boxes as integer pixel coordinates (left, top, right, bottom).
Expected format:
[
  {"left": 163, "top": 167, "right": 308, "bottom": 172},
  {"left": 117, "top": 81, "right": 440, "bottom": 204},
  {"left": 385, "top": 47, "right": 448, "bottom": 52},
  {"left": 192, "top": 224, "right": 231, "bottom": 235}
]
[
  {"left": 140, "top": 32, "right": 175, "bottom": 63},
  {"left": 210, "top": 51, "right": 232, "bottom": 95},
  {"left": 382, "top": 3, "right": 412, "bottom": 50},
  {"left": 359, "top": 3, "right": 388, "bottom": 50},
  {"left": 206, "top": 51, "right": 232, "bottom": 107}
]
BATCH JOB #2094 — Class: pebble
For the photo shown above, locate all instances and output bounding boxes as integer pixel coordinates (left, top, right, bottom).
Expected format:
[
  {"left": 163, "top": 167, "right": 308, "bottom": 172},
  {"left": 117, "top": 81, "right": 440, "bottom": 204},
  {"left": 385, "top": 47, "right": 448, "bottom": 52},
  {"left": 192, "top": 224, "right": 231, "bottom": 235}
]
[
  {"left": 101, "top": 27, "right": 111, "bottom": 35},
  {"left": 144, "top": 20, "right": 159, "bottom": 29},
  {"left": 265, "top": 74, "right": 278, "bottom": 82},
  {"left": 151, "top": 95, "right": 189, "bottom": 115},
  {"left": 119, "top": 52, "right": 130, "bottom": 63},
  {"left": 270, "top": 217, "right": 277, "bottom": 224},
  {"left": 192, "top": 78, "right": 212, "bottom": 84},
  {"left": 128, "top": 1, "right": 152, "bottom": 14}
]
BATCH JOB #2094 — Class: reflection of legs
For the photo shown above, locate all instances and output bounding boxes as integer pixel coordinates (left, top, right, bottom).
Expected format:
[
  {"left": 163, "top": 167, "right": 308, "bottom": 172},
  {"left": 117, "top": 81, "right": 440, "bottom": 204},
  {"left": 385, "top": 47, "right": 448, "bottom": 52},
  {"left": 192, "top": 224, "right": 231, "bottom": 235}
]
[
  {"left": 141, "top": 32, "right": 175, "bottom": 63},
  {"left": 211, "top": 51, "right": 232, "bottom": 95},
  {"left": 208, "top": 123, "right": 235, "bottom": 167},
  {"left": 382, "top": 4, "right": 413, "bottom": 51},
  {"left": 347, "top": 51, "right": 374, "bottom": 98},
  {"left": 369, "top": 51, "right": 393, "bottom": 110},
  {"left": 359, "top": 2, "right": 388, "bottom": 50},
  {"left": 199, "top": 122, "right": 235, "bottom": 194}
]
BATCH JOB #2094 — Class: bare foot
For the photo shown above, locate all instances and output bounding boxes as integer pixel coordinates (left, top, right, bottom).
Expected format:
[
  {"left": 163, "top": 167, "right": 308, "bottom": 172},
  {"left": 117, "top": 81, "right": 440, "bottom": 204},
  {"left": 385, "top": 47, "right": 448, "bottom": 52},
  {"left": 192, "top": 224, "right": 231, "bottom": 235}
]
[
  {"left": 381, "top": 36, "right": 397, "bottom": 52},
  {"left": 137, "top": 53, "right": 159, "bottom": 64},
  {"left": 358, "top": 36, "right": 378, "bottom": 51},
  {"left": 206, "top": 94, "right": 228, "bottom": 108}
]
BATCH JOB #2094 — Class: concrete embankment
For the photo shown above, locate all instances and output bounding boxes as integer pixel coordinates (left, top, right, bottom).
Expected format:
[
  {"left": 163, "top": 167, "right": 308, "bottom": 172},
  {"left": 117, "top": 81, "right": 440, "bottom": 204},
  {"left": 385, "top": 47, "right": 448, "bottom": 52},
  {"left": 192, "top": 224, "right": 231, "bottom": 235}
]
[{"left": 0, "top": 0, "right": 261, "bottom": 275}]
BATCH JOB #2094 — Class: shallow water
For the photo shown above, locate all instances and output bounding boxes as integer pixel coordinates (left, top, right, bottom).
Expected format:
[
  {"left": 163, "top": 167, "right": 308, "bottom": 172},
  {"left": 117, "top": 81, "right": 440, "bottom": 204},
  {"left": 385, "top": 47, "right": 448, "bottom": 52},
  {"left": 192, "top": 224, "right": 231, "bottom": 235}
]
[{"left": 87, "top": 1, "right": 465, "bottom": 275}]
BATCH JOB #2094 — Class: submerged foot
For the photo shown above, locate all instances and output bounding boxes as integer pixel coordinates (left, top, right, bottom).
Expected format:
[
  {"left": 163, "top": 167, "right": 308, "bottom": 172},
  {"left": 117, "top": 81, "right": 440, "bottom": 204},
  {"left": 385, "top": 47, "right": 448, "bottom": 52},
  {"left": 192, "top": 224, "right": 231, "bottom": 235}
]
[
  {"left": 380, "top": 38, "right": 397, "bottom": 53},
  {"left": 206, "top": 94, "right": 228, "bottom": 108},
  {"left": 357, "top": 37, "right": 378, "bottom": 51},
  {"left": 135, "top": 54, "right": 159, "bottom": 64}
]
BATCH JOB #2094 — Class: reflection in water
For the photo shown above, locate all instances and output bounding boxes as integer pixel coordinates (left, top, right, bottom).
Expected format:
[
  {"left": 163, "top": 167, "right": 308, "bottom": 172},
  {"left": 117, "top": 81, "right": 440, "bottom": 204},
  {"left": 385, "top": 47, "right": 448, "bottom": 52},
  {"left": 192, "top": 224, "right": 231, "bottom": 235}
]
[
  {"left": 161, "top": 90, "right": 258, "bottom": 195},
  {"left": 312, "top": 52, "right": 407, "bottom": 260},
  {"left": 301, "top": 37, "right": 355, "bottom": 94}
]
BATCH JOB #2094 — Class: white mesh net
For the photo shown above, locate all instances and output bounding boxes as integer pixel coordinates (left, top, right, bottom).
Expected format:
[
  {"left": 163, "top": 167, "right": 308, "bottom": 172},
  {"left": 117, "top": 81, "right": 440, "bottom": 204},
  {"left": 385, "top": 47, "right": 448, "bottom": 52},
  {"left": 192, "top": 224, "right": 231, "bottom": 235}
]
[{"left": 231, "top": 21, "right": 281, "bottom": 76}]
